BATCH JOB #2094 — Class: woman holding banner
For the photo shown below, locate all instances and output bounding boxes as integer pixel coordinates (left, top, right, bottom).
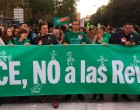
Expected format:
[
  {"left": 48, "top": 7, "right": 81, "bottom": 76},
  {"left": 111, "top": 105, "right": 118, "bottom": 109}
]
[{"left": 91, "top": 27, "right": 108, "bottom": 102}]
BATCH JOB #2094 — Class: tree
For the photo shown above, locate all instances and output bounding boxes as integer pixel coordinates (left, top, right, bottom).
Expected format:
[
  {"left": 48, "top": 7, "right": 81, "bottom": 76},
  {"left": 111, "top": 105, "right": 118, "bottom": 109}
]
[
  {"left": 54, "top": 0, "right": 77, "bottom": 21},
  {"left": 28, "top": 0, "right": 78, "bottom": 24},
  {"left": 90, "top": 0, "right": 140, "bottom": 27},
  {"left": 0, "top": 0, "right": 78, "bottom": 25}
]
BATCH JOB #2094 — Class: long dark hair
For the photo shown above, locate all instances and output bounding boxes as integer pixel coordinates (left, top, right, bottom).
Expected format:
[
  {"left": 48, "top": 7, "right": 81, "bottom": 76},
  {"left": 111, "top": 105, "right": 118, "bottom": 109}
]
[
  {"left": 2, "top": 27, "right": 13, "bottom": 44},
  {"left": 0, "top": 28, "right": 3, "bottom": 37}
]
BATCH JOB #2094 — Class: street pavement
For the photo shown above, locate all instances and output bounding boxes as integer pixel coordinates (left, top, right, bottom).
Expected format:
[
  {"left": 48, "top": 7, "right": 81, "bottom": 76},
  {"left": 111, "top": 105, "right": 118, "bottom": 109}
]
[{"left": 0, "top": 95, "right": 140, "bottom": 110}]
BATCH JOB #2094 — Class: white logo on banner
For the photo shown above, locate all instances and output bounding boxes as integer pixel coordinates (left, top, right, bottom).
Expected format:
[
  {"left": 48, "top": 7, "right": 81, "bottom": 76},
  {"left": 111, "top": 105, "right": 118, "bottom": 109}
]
[
  {"left": 66, "top": 51, "right": 75, "bottom": 66},
  {"left": 51, "top": 50, "right": 57, "bottom": 60},
  {"left": 97, "top": 55, "right": 108, "bottom": 67},
  {"left": 0, "top": 51, "right": 13, "bottom": 62},
  {"left": 31, "top": 83, "right": 42, "bottom": 93},
  {"left": 130, "top": 55, "right": 140, "bottom": 67}
]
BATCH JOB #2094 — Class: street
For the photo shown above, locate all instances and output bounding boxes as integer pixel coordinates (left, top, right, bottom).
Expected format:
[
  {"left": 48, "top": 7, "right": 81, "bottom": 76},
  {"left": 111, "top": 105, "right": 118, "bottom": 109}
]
[{"left": 0, "top": 95, "right": 140, "bottom": 110}]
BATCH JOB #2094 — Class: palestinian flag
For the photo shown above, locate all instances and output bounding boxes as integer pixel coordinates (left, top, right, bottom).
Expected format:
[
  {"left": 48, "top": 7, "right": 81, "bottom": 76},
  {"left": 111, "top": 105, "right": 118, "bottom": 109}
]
[{"left": 54, "top": 16, "right": 70, "bottom": 26}]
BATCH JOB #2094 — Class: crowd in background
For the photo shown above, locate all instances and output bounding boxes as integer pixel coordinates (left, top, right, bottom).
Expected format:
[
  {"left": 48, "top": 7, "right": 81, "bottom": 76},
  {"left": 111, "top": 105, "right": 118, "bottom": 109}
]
[
  {"left": 0, "top": 20, "right": 140, "bottom": 109},
  {"left": 0, "top": 22, "right": 140, "bottom": 46}
]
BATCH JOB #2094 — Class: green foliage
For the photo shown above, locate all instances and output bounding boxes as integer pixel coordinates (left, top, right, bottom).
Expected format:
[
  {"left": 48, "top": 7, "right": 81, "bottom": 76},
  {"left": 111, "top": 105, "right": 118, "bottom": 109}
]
[
  {"left": 54, "top": 0, "right": 77, "bottom": 20},
  {"left": 90, "top": 0, "right": 140, "bottom": 27},
  {"left": 0, "top": 0, "right": 78, "bottom": 25}
]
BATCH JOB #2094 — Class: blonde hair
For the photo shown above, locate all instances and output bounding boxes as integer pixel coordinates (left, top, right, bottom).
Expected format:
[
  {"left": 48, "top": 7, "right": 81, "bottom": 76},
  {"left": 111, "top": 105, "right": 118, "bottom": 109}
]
[{"left": 93, "top": 27, "right": 103, "bottom": 37}]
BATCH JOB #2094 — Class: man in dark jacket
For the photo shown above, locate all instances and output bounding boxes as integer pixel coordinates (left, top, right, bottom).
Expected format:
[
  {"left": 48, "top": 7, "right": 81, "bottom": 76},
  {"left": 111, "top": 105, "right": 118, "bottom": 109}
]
[
  {"left": 110, "top": 22, "right": 138, "bottom": 46},
  {"left": 33, "top": 22, "right": 58, "bottom": 109},
  {"left": 33, "top": 22, "right": 58, "bottom": 45},
  {"left": 110, "top": 22, "right": 138, "bottom": 101}
]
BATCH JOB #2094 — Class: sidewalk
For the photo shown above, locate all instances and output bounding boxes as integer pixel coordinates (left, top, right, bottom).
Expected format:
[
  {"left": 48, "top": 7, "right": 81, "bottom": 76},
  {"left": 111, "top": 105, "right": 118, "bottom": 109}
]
[
  {"left": 0, "top": 95, "right": 140, "bottom": 110},
  {"left": 0, "top": 102, "right": 140, "bottom": 110}
]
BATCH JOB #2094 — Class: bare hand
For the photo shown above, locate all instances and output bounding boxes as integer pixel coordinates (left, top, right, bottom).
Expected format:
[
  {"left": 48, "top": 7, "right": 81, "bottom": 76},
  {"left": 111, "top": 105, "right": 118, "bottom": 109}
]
[
  {"left": 81, "top": 42, "right": 86, "bottom": 45},
  {"left": 9, "top": 44, "right": 14, "bottom": 46},
  {"left": 102, "top": 42, "right": 107, "bottom": 46},
  {"left": 124, "top": 41, "right": 131, "bottom": 46},
  {"left": 24, "top": 42, "right": 30, "bottom": 46},
  {"left": 63, "top": 42, "right": 68, "bottom": 46},
  {"left": 131, "top": 42, "right": 136, "bottom": 46}
]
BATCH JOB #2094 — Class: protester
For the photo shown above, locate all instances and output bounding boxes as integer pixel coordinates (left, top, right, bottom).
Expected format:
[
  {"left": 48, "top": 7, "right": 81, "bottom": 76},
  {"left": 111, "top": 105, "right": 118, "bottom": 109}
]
[
  {"left": 13, "top": 27, "right": 19, "bottom": 38},
  {"left": 91, "top": 27, "right": 108, "bottom": 102},
  {"left": 110, "top": 22, "right": 138, "bottom": 101},
  {"left": 8, "top": 27, "right": 30, "bottom": 45},
  {"left": 48, "top": 22, "right": 54, "bottom": 33},
  {"left": 79, "top": 27, "right": 84, "bottom": 32},
  {"left": 32, "top": 22, "right": 59, "bottom": 109},
  {"left": 87, "top": 30, "right": 94, "bottom": 40},
  {"left": 68, "top": 26, "right": 72, "bottom": 31},
  {"left": 2, "top": 27, "right": 14, "bottom": 45},
  {"left": 131, "top": 25, "right": 140, "bottom": 35},
  {"left": 100, "top": 25, "right": 111, "bottom": 44},
  {"left": 59, "top": 25, "right": 69, "bottom": 44},
  {"left": 20, "top": 23, "right": 36, "bottom": 44},
  {"left": 53, "top": 29, "right": 62, "bottom": 44},
  {"left": 1, "top": 16, "right": 140, "bottom": 105},
  {"left": 63, "top": 20, "right": 86, "bottom": 45},
  {"left": 0, "top": 28, "right": 5, "bottom": 45},
  {"left": 63, "top": 20, "right": 86, "bottom": 101},
  {"left": 7, "top": 26, "right": 30, "bottom": 103}
]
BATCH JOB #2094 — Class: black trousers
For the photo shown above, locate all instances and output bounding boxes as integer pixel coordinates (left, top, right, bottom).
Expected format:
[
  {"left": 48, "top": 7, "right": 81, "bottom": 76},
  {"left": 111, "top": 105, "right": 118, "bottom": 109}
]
[{"left": 93, "top": 94, "right": 104, "bottom": 99}]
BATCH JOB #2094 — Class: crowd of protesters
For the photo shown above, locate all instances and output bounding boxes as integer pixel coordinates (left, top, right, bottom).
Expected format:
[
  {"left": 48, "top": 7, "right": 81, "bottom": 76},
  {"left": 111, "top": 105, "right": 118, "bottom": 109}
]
[{"left": 0, "top": 20, "right": 140, "bottom": 109}]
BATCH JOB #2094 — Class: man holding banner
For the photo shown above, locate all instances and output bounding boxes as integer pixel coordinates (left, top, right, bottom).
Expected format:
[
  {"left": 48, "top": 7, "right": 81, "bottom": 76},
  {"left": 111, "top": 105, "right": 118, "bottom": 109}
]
[
  {"left": 63, "top": 20, "right": 87, "bottom": 101},
  {"left": 110, "top": 22, "right": 138, "bottom": 101},
  {"left": 63, "top": 20, "right": 86, "bottom": 45},
  {"left": 33, "top": 22, "right": 59, "bottom": 109}
]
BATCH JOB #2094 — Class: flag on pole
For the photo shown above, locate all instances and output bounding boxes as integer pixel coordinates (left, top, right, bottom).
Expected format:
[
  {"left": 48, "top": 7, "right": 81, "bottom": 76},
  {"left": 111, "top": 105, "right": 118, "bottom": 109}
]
[
  {"left": 54, "top": 16, "right": 70, "bottom": 26},
  {"left": 86, "top": 22, "right": 93, "bottom": 29}
]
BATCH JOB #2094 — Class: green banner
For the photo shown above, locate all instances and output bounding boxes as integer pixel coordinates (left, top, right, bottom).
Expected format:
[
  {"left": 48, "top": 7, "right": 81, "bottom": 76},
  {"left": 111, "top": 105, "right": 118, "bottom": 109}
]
[{"left": 0, "top": 45, "right": 140, "bottom": 97}]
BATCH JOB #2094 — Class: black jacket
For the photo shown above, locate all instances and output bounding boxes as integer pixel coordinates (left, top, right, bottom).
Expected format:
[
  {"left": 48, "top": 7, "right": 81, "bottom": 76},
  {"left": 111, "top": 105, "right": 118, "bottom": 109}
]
[
  {"left": 109, "top": 30, "right": 138, "bottom": 45},
  {"left": 32, "top": 33, "right": 58, "bottom": 45}
]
